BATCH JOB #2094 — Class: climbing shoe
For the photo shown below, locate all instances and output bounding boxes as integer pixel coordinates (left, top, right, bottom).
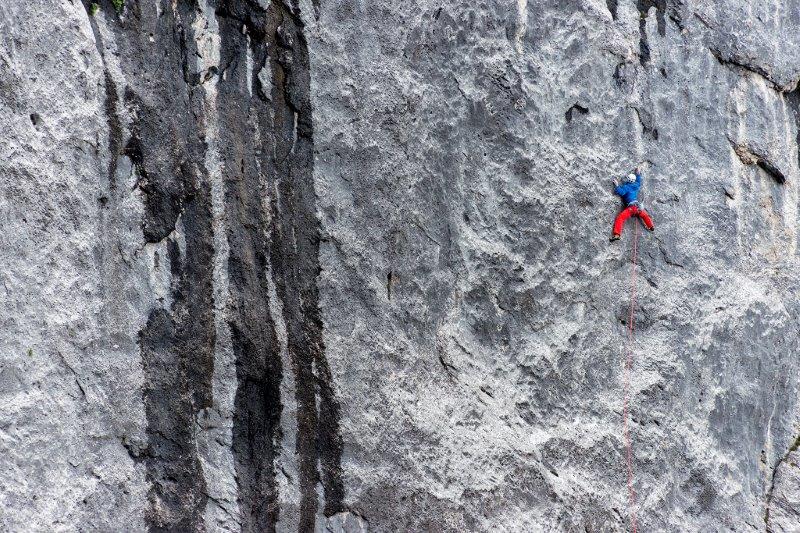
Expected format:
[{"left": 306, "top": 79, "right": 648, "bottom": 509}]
[
  {"left": 647, "top": 226, "right": 655, "bottom": 232},
  {"left": 610, "top": 234, "right": 621, "bottom": 242}
]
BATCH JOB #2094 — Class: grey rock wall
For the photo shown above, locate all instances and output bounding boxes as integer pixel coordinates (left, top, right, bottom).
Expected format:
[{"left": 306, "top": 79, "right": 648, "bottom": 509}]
[{"left": 1, "top": 0, "right": 799, "bottom": 531}]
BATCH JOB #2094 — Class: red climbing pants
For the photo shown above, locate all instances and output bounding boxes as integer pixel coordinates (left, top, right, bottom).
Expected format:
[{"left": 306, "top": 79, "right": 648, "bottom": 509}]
[{"left": 613, "top": 205, "right": 654, "bottom": 236}]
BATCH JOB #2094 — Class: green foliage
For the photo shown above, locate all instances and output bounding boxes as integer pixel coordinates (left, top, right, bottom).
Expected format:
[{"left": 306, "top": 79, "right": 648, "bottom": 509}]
[
  {"left": 111, "top": 0, "right": 124, "bottom": 12},
  {"left": 26, "top": 348, "right": 33, "bottom": 357},
  {"left": 88, "top": 3, "right": 100, "bottom": 16}
]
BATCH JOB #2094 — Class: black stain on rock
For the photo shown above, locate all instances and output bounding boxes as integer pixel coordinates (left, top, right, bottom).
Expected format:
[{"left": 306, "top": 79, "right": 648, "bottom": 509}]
[
  {"left": 732, "top": 143, "right": 787, "bottom": 185},
  {"left": 123, "top": 88, "right": 187, "bottom": 244},
  {"left": 214, "top": 3, "right": 283, "bottom": 529},
  {"left": 633, "top": 106, "right": 659, "bottom": 141},
  {"left": 216, "top": 0, "right": 344, "bottom": 529},
  {"left": 103, "top": 71, "right": 123, "bottom": 191},
  {"left": 756, "top": 159, "right": 787, "bottom": 184},
  {"left": 666, "top": 0, "right": 686, "bottom": 30},
  {"left": 93, "top": 2, "right": 216, "bottom": 529},
  {"left": 139, "top": 306, "right": 210, "bottom": 531},
  {"left": 637, "top": 0, "right": 667, "bottom": 65},
  {"left": 613, "top": 61, "right": 638, "bottom": 95},
  {"left": 606, "top": 0, "right": 618, "bottom": 20},
  {"left": 565, "top": 102, "right": 588, "bottom": 123},
  {"left": 80, "top": 1, "right": 123, "bottom": 191},
  {"left": 710, "top": 48, "right": 777, "bottom": 88},
  {"left": 267, "top": 0, "right": 346, "bottom": 525},
  {"left": 86, "top": 0, "right": 343, "bottom": 528},
  {"left": 787, "top": 87, "right": 800, "bottom": 170}
]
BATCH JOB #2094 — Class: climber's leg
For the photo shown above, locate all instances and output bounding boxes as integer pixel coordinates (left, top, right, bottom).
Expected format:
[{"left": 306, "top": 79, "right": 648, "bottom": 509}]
[
  {"left": 637, "top": 208, "right": 655, "bottom": 231},
  {"left": 613, "top": 206, "right": 635, "bottom": 237}
]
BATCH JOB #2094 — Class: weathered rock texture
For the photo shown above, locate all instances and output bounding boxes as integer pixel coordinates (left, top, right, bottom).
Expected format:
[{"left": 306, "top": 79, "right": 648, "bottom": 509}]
[{"left": 1, "top": 0, "right": 800, "bottom": 531}]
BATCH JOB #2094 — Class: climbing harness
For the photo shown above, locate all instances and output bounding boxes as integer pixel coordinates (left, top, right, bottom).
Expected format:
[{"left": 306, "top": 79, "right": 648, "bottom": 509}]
[{"left": 623, "top": 222, "right": 640, "bottom": 532}]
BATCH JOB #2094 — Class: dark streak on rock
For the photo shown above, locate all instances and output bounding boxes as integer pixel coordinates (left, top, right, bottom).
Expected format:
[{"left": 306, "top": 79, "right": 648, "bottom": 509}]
[
  {"left": 606, "top": 0, "right": 617, "bottom": 20},
  {"left": 732, "top": 143, "right": 786, "bottom": 184},
  {"left": 632, "top": 106, "right": 659, "bottom": 141},
  {"left": 764, "top": 435, "right": 800, "bottom": 529},
  {"left": 80, "top": 1, "right": 122, "bottom": 191},
  {"left": 215, "top": 3, "right": 282, "bottom": 530},
  {"left": 666, "top": 0, "right": 686, "bottom": 30},
  {"left": 693, "top": 11, "right": 714, "bottom": 30},
  {"left": 786, "top": 87, "right": 800, "bottom": 170},
  {"left": 103, "top": 72, "right": 123, "bottom": 191},
  {"left": 565, "top": 103, "right": 588, "bottom": 123},
  {"left": 437, "top": 347, "right": 458, "bottom": 380},
  {"left": 637, "top": 0, "right": 666, "bottom": 65},
  {"left": 710, "top": 47, "right": 780, "bottom": 90},
  {"left": 723, "top": 187, "right": 735, "bottom": 201},
  {"left": 98, "top": 2, "right": 216, "bottom": 530},
  {"left": 56, "top": 350, "right": 87, "bottom": 400},
  {"left": 123, "top": 88, "right": 187, "bottom": 244},
  {"left": 268, "top": 0, "right": 346, "bottom": 526},
  {"left": 84, "top": 0, "right": 343, "bottom": 528},
  {"left": 756, "top": 160, "right": 787, "bottom": 185},
  {"left": 139, "top": 307, "right": 209, "bottom": 531},
  {"left": 217, "top": 0, "right": 344, "bottom": 529}
]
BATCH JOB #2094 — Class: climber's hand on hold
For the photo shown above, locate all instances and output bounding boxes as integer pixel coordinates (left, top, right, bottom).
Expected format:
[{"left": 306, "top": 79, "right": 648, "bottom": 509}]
[{"left": 613, "top": 178, "right": 620, "bottom": 187}]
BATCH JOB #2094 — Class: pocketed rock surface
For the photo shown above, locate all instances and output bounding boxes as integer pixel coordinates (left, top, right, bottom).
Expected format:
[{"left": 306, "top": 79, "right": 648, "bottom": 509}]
[{"left": 1, "top": 0, "right": 799, "bottom": 531}]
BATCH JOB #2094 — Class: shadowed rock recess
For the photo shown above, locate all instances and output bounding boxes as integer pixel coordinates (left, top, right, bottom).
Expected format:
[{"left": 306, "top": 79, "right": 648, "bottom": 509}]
[{"left": 1, "top": 0, "right": 800, "bottom": 531}]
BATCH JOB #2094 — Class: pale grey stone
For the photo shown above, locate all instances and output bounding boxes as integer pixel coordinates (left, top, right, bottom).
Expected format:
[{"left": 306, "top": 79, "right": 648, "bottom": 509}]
[{"left": 1, "top": 0, "right": 799, "bottom": 531}]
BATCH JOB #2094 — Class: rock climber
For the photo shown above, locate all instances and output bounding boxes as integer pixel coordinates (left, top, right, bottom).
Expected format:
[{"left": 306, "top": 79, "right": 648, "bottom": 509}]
[{"left": 610, "top": 168, "right": 655, "bottom": 241}]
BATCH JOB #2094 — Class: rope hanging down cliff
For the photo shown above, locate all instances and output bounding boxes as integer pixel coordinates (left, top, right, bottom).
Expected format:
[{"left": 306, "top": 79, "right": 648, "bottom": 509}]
[
  {"left": 609, "top": 167, "right": 653, "bottom": 532},
  {"left": 623, "top": 223, "right": 640, "bottom": 533}
]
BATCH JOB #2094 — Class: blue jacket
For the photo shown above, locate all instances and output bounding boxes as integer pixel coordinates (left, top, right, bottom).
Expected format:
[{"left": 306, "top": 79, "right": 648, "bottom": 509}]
[{"left": 615, "top": 173, "right": 642, "bottom": 205}]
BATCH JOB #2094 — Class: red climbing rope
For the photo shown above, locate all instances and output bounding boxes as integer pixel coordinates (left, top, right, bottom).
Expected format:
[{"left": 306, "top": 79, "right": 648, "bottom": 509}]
[{"left": 623, "top": 223, "right": 639, "bottom": 533}]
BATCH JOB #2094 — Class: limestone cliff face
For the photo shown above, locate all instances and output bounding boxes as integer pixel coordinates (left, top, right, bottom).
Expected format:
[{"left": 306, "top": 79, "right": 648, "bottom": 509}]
[{"left": 1, "top": 0, "right": 799, "bottom": 531}]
